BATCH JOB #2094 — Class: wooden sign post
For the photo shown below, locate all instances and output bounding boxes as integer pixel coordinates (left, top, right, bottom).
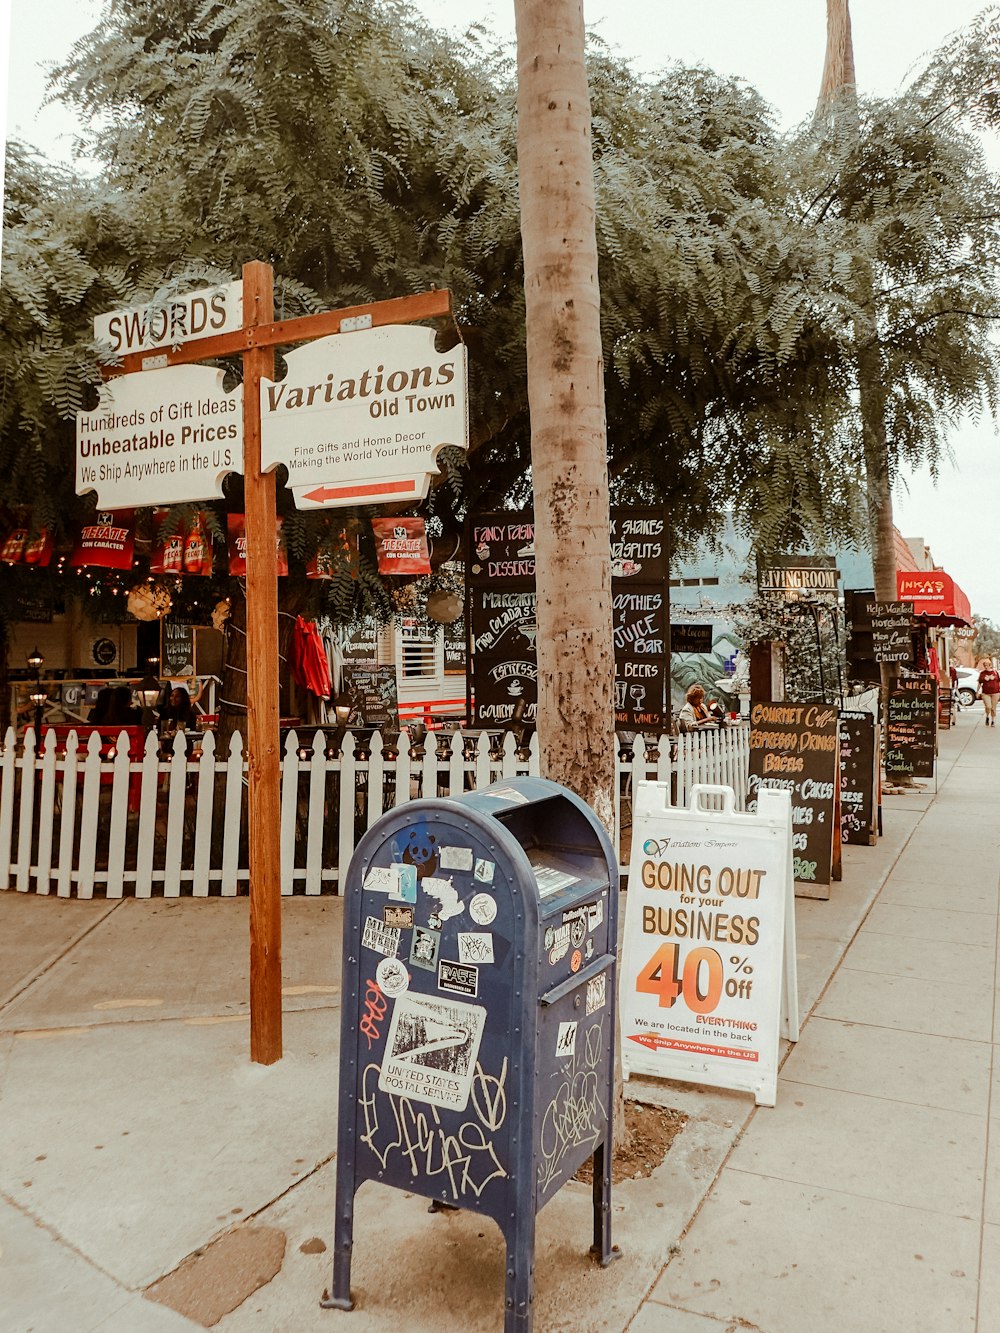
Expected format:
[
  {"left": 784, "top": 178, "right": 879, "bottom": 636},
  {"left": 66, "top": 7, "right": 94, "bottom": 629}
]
[{"left": 97, "top": 266, "right": 454, "bottom": 1065}]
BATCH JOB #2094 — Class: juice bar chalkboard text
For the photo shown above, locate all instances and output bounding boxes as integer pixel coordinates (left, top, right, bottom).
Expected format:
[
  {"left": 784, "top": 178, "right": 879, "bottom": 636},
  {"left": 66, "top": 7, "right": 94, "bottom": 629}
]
[{"left": 886, "top": 677, "right": 936, "bottom": 779}]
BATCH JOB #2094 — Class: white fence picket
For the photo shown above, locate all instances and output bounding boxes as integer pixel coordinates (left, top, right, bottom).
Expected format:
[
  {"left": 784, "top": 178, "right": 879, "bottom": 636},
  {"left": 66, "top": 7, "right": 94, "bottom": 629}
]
[{"left": 0, "top": 722, "right": 750, "bottom": 897}]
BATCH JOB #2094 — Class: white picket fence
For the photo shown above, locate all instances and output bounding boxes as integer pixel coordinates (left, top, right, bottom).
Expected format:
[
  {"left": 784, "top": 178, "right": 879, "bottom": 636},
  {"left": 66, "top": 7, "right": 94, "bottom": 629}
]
[{"left": 0, "top": 723, "right": 750, "bottom": 899}]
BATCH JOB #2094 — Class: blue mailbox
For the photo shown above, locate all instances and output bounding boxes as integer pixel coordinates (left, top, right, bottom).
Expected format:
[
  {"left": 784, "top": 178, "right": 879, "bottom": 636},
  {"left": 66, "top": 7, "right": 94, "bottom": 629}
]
[{"left": 323, "top": 776, "right": 619, "bottom": 1331}]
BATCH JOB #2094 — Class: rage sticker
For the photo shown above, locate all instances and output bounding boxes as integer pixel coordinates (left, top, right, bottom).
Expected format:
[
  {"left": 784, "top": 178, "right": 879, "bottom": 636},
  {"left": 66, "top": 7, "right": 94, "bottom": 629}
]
[{"left": 438, "top": 959, "right": 479, "bottom": 998}]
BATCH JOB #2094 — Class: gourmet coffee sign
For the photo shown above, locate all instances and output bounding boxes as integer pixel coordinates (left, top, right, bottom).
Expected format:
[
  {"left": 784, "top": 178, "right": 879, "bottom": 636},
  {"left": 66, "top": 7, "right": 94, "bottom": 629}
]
[
  {"left": 261, "top": 324, "right": 468, "bottom": 509},
  {"left": 747, "top": 702, "right": 840, "bottom": 895}
]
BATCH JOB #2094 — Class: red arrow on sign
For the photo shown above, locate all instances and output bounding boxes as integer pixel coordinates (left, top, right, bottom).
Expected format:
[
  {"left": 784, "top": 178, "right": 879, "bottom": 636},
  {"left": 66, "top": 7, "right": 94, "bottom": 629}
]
[{"left": 302, "top": 479, "right": 418, "bottom": 504}]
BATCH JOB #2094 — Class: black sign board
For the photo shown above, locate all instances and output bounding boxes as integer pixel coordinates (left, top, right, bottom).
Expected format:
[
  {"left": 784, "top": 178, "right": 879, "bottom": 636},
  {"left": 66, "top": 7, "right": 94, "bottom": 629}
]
[
  {"left": 886, "top": 677, "right": 936, "bottom": 779},
  {"left": 468, "top": 510, "right": 668, "bottom": 731},
  {"left": 670, "top": 622, "right": 713, "bottom": 654},
  {"left": 609, "top": 512, "right": 667, "bottom": 581},
  {"left": 472, "top": 656, "right": 537, "bottom": 724},
  {"left": 612, "top": 588, "right": 666, "bottom": 656},
  {"left": 839, "top": 710, "right": 878, "bottom": 846},
  {"left": 747, "top": 701, "right": 840, "bottom": 896},
  {"left": 471, "top": 587, "right": 537, "bottom": 656},
  {"left": 340, "top": 618, "right": 380, "bottom": 665},
  {"left": 161, "top": 620, "right": 195, "bottom": 676},
  {"left": 443, "top": 618, "right": 466, "bottom": 675},
  {"left": 468, "top": 517, "right": 536, "bottom": 585},
  {"left": 341, "top": 664, "right": 399, "bottom": 731},
  {"left": 871, "top": 602, "right": 913, "bottom": 665}
]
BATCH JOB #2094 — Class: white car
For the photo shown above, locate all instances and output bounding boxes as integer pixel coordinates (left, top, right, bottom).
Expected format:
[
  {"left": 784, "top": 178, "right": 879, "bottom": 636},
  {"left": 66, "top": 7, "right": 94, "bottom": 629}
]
[{"left": 953, "top": 666, "right": 981, "bottom": 708}]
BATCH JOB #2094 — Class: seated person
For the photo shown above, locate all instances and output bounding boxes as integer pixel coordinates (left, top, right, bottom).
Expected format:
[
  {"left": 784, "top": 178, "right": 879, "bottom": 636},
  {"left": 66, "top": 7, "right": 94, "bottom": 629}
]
[
  {"left": 678, "top": 684, "right": 724, "bottom": 733},
  {"left": 157, "top": 686, "right": 196, "bottom": 732},
  {"left": 88, "top": 686, "right": 113, "bottom": 724},
  {"left": 104, "top": 685, "right": 141, "bottom": 727}
]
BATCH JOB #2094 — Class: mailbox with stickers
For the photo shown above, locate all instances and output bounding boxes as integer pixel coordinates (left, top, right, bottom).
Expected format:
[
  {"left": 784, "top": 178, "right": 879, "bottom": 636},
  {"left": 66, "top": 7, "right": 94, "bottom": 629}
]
[{"left": 323, "top": 776, "right": 619, "bottom": 1330}]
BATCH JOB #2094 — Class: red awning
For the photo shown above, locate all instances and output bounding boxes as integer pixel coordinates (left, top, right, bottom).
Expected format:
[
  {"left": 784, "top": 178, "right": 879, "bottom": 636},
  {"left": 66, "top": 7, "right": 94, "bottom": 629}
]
[{"left": 896, "top": 570, "right": 972, "bottom": 627}]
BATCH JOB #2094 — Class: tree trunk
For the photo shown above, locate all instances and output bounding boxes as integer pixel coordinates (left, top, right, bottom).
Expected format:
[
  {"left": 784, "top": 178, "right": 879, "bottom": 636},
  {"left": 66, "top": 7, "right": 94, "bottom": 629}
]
[
  {"left": 514, "top": 0, "right": 615, "bottom": 829},
  {"left": 514, "top": 0, "right": 620, "bottom": 1145}
]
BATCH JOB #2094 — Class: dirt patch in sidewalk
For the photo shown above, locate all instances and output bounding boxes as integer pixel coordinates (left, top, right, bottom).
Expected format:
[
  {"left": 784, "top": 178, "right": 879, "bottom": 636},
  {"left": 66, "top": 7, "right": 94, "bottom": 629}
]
[
  {"left": 575, "top": 1101, "right": 688, "bottom": 1186},
  {"left": 145, "top": 1226, "right": 286, "bottom": 1327}
]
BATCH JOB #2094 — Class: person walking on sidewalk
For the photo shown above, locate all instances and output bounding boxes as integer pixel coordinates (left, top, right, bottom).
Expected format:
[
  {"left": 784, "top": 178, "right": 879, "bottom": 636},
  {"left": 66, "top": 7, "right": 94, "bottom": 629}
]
[{"left": 978, "top": 658, "right": 1000, "bottom": 726}]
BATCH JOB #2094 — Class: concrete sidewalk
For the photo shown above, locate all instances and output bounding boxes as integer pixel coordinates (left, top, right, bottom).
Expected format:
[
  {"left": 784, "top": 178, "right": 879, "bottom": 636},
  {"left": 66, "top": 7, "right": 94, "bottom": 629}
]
[{"left": 0, "top": 710, "right": 992, "bottom": 1331}]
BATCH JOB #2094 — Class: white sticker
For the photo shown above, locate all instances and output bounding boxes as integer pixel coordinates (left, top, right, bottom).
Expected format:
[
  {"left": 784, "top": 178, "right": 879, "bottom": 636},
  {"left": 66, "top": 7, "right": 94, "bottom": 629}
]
[
  {"left": 556, "top": 1021, "right": 578, "bottom": 1058},
  {"left": 379, "top": 992, "right": 486, "bottom": 1112},
  {"left": 483, "top": 786, "right": 529, "bottom": 804},
  {"left": 362, "top": 916, "right": 400, "bottom": 958},
  {"left": 439, "top": 846, "right": 474, "bottom": 872},
  {"left": 422, "top": 875, "right": 464, "bottom": 922},
  {"left": 474, "top": 858, "right": 495, "bottom": 884},
  {"left": 469, "top": 893, "right": 497, "bottom": 925},
  {"left": 456, "top": 932, "right": 494, "bottom": 965},
  {"left": 586, "top": 974, "right": 608, "bottom": 1015},
  {"left": 376, "top": 955, "right": 410, "bottom": 998},
  {"left": 364, "top": 865, "right": 399, "bottom": 895}
]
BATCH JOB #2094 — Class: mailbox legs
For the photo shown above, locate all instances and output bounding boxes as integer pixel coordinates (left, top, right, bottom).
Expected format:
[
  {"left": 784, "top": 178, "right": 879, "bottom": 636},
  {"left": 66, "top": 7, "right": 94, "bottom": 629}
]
[
  {"left": 320, "top": 1178, "right": 356, "bottom": 1311},
  {"left": 503, "top": 1211, "right": 538, "bottom": 1332},
  {"left": 590, "top": 1140, "right": 616, "bottom": 1266}
]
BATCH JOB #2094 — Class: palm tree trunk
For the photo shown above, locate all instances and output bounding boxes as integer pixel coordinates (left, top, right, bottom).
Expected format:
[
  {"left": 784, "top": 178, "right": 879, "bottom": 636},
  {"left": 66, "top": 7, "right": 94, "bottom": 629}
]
[{"left": 514, "top": 0, "right": 620, "bottom": 1146}]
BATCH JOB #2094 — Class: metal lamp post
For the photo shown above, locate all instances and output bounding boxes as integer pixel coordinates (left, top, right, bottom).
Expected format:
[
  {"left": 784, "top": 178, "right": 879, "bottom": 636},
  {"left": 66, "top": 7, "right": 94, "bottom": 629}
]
[{"left": 27, "top": 647, "right": 46, "bottom": 737}]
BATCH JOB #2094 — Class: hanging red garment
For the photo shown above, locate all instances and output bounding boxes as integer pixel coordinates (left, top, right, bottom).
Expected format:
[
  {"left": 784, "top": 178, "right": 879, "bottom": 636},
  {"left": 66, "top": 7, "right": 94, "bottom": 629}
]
[{"left": 289, "top": 616, "right": 332, "bottom": 698}]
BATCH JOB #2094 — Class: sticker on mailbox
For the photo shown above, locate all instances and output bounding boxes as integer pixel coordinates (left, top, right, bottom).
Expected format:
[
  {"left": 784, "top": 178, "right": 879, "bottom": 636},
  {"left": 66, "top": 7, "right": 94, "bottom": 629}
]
[
  {"left": 438, "top": 959, "right": 479, "bottom": 997},
  {"left": 474, "top": 858, "right": 495, "bottom": 884},
  {"left": 384, "top": 904, "right": 414, "bottom": 930},
  {"left": 556, "top": 1021, "right": 578, "bottom": 1058},
  {"left": 376, "top": 955, "right": 409, "bottom": 998},
  {"left": 456, "top": 932, "right": 494, "bottom": 965},
  {"left": 379, "top": 992, "right": 486, "bottom": 1112},
  {"left": 586, "top": 974, "right": 607, "bottom": 1014},
  {"left": 409, "top": 926, "right": 440, "bottom": 972},
  {"left": 439, "top": 846, "right": 474, "bottom": 872},
  {"left": 362, "top": 916, "right": 400, "bottom": 958},
  {"left": 469, "top": 893, "right": 497, "bottom": 925}
]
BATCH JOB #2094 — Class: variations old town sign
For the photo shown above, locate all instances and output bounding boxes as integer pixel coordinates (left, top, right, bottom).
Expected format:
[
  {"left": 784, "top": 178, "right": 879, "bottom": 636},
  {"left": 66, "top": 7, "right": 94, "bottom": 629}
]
[{"left": 260, "top": 324, "right": 469, "bottom": 508}]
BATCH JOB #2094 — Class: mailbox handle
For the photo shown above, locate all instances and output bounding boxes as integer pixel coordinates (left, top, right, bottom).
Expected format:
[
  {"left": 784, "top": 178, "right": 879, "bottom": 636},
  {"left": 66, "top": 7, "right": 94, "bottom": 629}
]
[{"left": 539, "top": 953, "right": 616, "bottom": 1007}]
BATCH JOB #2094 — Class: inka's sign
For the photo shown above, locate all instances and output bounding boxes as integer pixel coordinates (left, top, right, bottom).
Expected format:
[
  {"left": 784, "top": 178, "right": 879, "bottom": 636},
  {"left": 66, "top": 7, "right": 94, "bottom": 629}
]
[
  {"left": 93, "top": 282, "right": 243, "bottom": 357},
  {"left": 260, "top": 324, "right": 468, "bottom": 509},
  {"left": 759, "top": 555, "right": 839, "bottom": 596},
  {"left": 76, "top": 365, "right": 242, "bottom": 509},
  {"left": 747, "top": 702, "right": 840, "bottom": 897}
]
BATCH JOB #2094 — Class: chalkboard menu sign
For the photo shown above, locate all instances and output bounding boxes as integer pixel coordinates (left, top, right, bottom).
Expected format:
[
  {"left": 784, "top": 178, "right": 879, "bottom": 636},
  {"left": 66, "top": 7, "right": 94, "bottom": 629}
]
[
  {"left": 886, "top": 677, "right": 936, "bottom": 779},
  {"left": 871, "top": 602, "right": 913, "bottom": 665},
  {"left": 747, "top": 701, "right": 840, "bottom": 897},
  {"left": 670, "top": 623, "right": 713, "bottom": 654},
  {"left": 443, "top": 618, "right": 466, "bottom": 675},
  {"left": 162, "top": 620, "right": 195, "bottom": 677},
  {"left": 340, "top": 619, "right": 380, "bottom": 665},
  {"left": 839, "top": 710, "right": 878, "bottom": 846},
  {"left": 468, "top": 509, "right": 668, "bottom": 730},
  {"left": 341, "top": 664, "right": 399, "bottom": 731}
]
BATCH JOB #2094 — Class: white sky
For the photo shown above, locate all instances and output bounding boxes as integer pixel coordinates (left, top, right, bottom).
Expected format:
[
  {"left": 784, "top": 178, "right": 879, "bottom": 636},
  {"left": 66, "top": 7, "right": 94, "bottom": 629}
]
[{"left": 2, "top": 0, "right": 998, "bottom": 621}]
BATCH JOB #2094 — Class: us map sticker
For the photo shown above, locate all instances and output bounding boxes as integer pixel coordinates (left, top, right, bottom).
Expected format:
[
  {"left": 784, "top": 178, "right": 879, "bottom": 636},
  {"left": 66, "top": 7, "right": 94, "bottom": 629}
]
[{"left": 379, "top": 992, "right": 486, "bottom": 1112}]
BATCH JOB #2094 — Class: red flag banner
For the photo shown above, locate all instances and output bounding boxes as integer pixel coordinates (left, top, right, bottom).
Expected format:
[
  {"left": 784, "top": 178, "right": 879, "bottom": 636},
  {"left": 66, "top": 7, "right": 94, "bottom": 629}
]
[
  {"left": 371, "top": 517, "right": 431, "bottom": 576},
  {"left": 70, "top": 510, "right": 135, "bottom": 569},
  {"left": 227, "top": 513, "right": 288, "bottom": 577},
  {"left": 0, "top": 513, "right": 54, "bottom": 567}
]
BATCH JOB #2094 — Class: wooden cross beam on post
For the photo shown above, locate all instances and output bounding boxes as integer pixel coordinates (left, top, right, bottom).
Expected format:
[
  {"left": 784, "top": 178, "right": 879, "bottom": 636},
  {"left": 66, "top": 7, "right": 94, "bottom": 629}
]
[{"left": 97, "top": 264, "right": 455, "bottom": 1065}]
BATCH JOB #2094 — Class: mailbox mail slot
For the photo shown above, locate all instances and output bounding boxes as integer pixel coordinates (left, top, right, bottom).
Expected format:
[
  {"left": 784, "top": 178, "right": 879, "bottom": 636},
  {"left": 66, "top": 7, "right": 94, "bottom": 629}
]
[{"left": 324, "top": 776, "right": 619, "bottom": 1331}]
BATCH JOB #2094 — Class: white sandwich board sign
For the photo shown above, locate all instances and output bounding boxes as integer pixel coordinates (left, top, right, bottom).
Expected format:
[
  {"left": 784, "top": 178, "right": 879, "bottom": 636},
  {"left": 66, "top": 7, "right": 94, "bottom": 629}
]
[
  {"left": 260, "top": 323, "right": 468, "bottom": 509},
  {"left": 76, "top": 365, "right": 242, "bottom": 509},
  {"left": 619, "top": 783, "right": 798, "bottom": 1106}
]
